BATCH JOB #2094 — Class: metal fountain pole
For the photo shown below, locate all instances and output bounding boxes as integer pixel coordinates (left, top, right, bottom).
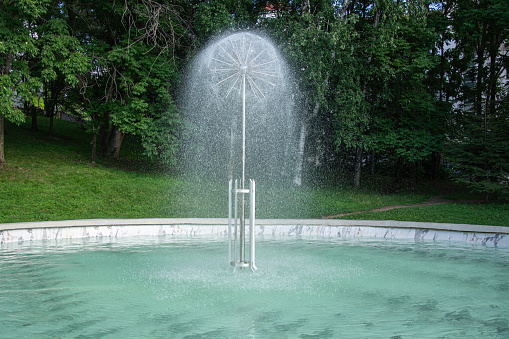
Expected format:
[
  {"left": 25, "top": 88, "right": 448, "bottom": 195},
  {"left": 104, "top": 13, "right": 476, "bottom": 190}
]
[
  {"left": 224, "top": 34, "right": 259, "bottom": 272},
  {"left": 240, "top": 65, "right": 247, "bottom": 265}
]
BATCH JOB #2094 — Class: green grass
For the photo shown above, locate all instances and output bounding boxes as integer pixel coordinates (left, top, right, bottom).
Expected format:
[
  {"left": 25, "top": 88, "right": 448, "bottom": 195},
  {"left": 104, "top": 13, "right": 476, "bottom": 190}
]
[
  {"left": 1, "top": 116, "right": 508, "bottom": 226},
  {"left": 338, "top": 203, "right": 509, "bottom": 227},
  {"left": 305, "top": 186, "right": 428, "bottom": 217}
]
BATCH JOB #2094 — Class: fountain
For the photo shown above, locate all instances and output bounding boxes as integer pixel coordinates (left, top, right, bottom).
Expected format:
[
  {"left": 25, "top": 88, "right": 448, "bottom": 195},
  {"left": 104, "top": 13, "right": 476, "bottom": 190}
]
[
  {"left": 1, "top": 31, "right": 509, "bottom": 338},
  {"left": 182, "top": 32, "right": 297, "bottom": 271}
]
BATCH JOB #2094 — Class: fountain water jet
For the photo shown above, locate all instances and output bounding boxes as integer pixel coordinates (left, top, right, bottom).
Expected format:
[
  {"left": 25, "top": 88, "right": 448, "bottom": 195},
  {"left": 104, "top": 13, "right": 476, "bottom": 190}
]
[
  {"left": 182, "top": 32, "right": 297, "bottom": 271},
  {"left": 182, "top": 32, "right": 297, "bottom": 183}
]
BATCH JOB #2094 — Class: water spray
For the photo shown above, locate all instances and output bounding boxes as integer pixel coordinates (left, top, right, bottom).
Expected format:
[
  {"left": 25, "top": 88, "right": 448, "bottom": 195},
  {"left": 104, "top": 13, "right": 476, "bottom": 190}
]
[{"left": 208, "top": 32, "right": 280, "bottom": 272}]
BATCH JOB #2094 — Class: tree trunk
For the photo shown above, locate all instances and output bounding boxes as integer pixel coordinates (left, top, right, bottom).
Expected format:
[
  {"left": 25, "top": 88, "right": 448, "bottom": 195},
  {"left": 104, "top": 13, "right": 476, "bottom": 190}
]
[
  {"left": 354, "top": 146, "right": 363, "bottom": 188},
  {"left": 395, "top": 157, "right": 403, "bottom": 183},
  {"left": 31, "top": 107, "right": 38, "bottom": 131},
  {"left": 0, "top": 50, "right": 11, "bottom": 167},
  {"left": 44, "top": 83, "right": 57, "bottom": 138},
  {"left": 475, "top": 23, "right": 487, "bottom": 118},
  {"left": 113, "top": 132, "right": 124, "bottom": 160},
  {"left": 293, "top": 121, "right": 307, "bottom": 186},
  {"left": 105, "top": 124, "right": 124, "bottom": 160},
  {"left": 338, "top": 147, "right": 345, "bottom": 183},
  {"left": 0, "top": 114, "right": 6, "bottom": 167},
  {"left": 91, "top": 126, "right": 99, "bottom": 164},
  {"left": 24, "top": 100, "right": 37, "bottom": 132},
  {"left": 487, "top": 34, "right": 499, "bottom": 118},
  {"left": 339, "top": 0, "right": 351, "bottom": 19},
  {"left": 44, "top": 78, "right": 64, "bottom": 138},
  {"left": 432, "top": 151, "right": 441, "bottom": 180},
  {"left": 369, "top": 149, "right": 375, "bottom": 176},
  {"left": 47, "top": 89, "right": 59, "bottom": 138},
  {"left": 410, "top": 162, "right": 417, "bottom": 191},
  {"left": 49, "top": 114, "right": 54, "bottom": 138},
  {"left": 294, "top": 100, "right": 320, "bottom": 186}
]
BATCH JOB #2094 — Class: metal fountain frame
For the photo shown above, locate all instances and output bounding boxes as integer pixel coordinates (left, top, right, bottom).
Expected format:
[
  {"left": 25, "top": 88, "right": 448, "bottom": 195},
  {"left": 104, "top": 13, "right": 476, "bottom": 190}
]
[
  {"left": 228, "top": 178, "right": 256, "bottom": 272},
  {"left": 228, "top": 59, "right": 257, "bottom": 271},
  {"left": 209, "top": 33, "right": 278, "bottom": 272}
]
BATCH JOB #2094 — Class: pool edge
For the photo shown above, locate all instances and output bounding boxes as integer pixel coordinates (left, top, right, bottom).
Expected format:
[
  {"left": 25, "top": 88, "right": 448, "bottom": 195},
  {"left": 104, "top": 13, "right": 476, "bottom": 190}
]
[{"left": 1, "top": 218, "right": 508, "bottom": 247}]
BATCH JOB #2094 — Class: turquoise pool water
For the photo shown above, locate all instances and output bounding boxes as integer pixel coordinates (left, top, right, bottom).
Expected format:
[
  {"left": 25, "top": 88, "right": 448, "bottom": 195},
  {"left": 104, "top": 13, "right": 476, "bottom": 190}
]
[{"left": 1, "top": 236, "right": 508, "bottom": 338}]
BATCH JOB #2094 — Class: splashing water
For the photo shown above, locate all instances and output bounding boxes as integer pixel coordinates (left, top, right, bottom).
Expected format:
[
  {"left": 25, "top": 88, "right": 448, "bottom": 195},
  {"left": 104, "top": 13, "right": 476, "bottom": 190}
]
[
  {"left": 181, "top": 32, "right": 298, "bottom": 183},
  {"left": 208, "top": 32, "right": 280, "bottom": 102}
]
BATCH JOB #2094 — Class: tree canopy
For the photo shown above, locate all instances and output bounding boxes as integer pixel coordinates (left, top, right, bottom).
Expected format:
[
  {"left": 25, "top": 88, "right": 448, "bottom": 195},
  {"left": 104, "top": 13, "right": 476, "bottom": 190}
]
[{"left": 1, "top": 0, "right": 508, "bottom": 199}]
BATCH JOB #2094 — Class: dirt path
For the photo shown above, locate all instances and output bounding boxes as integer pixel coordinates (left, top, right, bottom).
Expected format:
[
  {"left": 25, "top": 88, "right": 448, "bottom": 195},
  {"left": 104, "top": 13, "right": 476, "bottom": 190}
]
[{"left": 322, "top": 195, "right": 472, "bottom": 219}]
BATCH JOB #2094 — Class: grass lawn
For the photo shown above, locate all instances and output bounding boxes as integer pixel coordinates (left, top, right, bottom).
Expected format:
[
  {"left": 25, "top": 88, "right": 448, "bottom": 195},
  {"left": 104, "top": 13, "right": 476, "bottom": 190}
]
[
  {"left": 338, "top": 203, "right": 509, "bottom": 226},
  {"left": 1, "top": 117, "right": 508, "bottom": 226}
]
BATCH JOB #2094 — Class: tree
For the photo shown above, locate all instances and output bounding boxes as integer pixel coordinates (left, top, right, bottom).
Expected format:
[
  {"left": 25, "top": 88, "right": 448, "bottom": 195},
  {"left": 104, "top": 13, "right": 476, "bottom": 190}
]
[
  {"left": 193, "top": 0, "right": 264, "bottom": 42},
  {"left": 64, "top": 0, "right": 193, "bottom": 163},
  {"left": 261, "top": 0, "right": 349, "bottom": 185},
  {"left": 36, "top": 6, "right": 89, "bottom": 137},
  {"left": 427, "top": 1, "right": 457, "bottom": 180},
  {"left": 379, "top": 2, "right": 445, "bottom": 187},
  {"left": 446, "top": 0, "right": 509, "bottom": 200},
  {"left": 0, "top": 0, "right": 46, "bottom": 167},
  {"left": 332, "top": 0, "right": 394, "bottom": 188},
  {"left": 328, "top": 0, "right": 441, "bottom": 188}
]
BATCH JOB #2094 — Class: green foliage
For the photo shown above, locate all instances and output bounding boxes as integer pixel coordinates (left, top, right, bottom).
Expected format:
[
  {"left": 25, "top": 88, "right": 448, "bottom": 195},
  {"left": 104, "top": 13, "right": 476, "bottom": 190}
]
[
  {"left": 38, "top": 17, "right": 89, "bottom": 86},
  {"left": 374, "top": 3, "right": 445, "bottom": 165},
  {"left": 194, "top": 1, "right": 234, "bottom": 39},
  {"left": 444, "top": 0, "right": 509, "bottom": 200},
  {"left": 55, "top": 0, "right": 193, "bottom": 162},
  {"left": 140, "top": 100, "right": 182, "bottom": 168},
  {"left": 1, "top": 0, "right": 508, "bottom": 200},
  {"left": 0, "top": 76, "right": 26, "bottom": 124},
  {"left": 261, "top": 0, "right": 453, "bottom": 188},
  {"left": 446, "top": 106, "right": 509, "bottom": 200},
  {"left": 193, "top": 0, "right": 264, "bottom": 41},
  {"left": 0, "top": 0, "right": 43, "bottom": 125}
]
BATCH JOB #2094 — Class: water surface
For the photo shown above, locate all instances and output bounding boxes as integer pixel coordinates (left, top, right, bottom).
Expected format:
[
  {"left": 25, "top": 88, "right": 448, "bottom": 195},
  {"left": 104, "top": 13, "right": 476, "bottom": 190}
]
[{"left": 1, "top": 236, "right": 508, "bottom": 338}]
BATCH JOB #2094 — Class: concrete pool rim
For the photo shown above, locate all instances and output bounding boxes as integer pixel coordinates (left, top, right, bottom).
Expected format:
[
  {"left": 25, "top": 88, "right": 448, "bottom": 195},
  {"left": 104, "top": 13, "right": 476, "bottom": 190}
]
[{"left": 1, "top": 218, "right": 508, "bottom": 247}]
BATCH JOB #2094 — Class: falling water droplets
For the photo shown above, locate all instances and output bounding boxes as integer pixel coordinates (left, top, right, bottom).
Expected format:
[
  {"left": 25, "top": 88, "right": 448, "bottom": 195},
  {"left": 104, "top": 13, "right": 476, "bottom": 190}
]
[
  {"left": 207, "top": 33, "right": 281, "bottom": 101},
  {"left": 181, "top": 32, "right": 298, "bottom": 184}
]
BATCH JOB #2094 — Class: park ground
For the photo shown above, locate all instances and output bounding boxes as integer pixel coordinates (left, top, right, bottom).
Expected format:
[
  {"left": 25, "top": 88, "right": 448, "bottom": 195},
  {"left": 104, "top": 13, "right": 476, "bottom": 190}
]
[{"left": 1, "top": 117, "right": 508, "bottom": 226}]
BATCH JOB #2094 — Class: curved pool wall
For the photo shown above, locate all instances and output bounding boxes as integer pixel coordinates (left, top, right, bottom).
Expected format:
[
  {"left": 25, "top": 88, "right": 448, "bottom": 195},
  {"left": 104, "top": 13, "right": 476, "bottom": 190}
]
[{"left": 1, "top": 218, "right": 508, "bottom": 247}]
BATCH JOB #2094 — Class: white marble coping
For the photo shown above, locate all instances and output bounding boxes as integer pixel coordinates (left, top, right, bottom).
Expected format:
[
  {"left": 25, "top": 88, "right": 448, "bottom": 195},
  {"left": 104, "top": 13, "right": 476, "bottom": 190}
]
[
  {"left": 1, "top": 218, "right": 508, "bottom": 248},
  {"left": 1, "top": 218, "right": 508, "bottom": 233},
  {"left": 0, "top": 218, "right": 507, "bottom": 248},
  {"left": 0, "top": 218, "right": 509, "bottom": 234}
]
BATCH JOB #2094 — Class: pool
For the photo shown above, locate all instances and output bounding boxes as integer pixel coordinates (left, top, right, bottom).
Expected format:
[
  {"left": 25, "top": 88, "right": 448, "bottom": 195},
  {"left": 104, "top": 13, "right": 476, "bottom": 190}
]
[{"left": 1, "top": 234, "right": 508, "bottom": 338}]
